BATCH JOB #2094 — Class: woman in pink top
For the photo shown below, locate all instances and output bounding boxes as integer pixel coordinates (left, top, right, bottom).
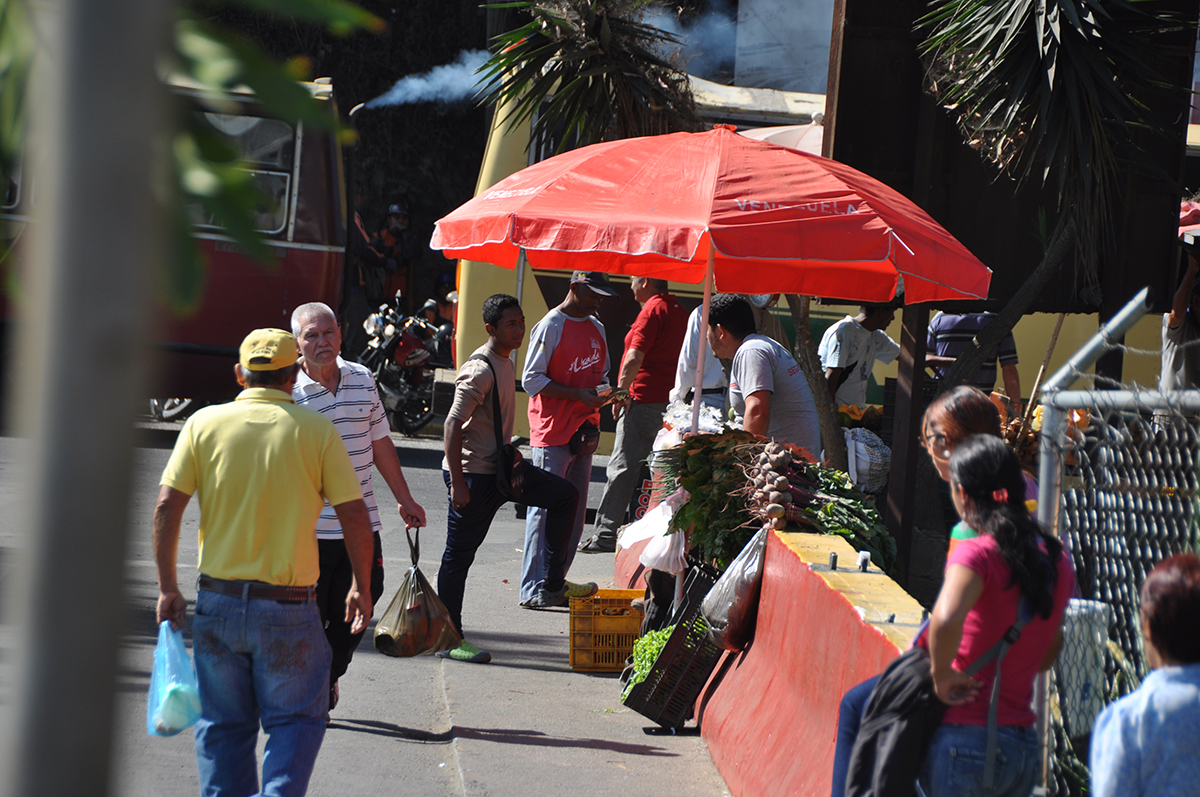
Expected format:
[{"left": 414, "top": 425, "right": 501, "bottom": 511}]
[{"left": 920, "top": 435, "right": 1075, "bottom": 797}]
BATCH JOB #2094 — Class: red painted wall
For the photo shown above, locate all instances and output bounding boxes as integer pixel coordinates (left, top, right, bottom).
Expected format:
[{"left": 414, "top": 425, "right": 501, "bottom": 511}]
[
  {"left": 614, "top": 537, "right": 650, "bottom": 590},
  {"left": 696, "top": 532, "right": 902, "bottom": 797}
]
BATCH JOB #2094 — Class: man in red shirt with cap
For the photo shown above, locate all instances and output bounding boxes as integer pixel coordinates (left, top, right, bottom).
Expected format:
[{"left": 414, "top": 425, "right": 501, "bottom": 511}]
[{"left": 579, "top": 276, "right": 687, "bottom": 553}]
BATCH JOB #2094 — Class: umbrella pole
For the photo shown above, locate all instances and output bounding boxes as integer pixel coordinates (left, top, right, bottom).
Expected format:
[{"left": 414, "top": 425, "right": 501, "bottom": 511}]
[
  {"left": 689, "top": 239, "right": 716, "bottom": 435},
  {"left": 678, "top": 239, "right": 715, "bottom": 614}
]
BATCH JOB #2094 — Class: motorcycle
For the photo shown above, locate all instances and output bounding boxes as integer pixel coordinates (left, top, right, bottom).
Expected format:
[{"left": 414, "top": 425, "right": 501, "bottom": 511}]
[{"left": 357, "top": 291, "right": 454, "bottom": 435}]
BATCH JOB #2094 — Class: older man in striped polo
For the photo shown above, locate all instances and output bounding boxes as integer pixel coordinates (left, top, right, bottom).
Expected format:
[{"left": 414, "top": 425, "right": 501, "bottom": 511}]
[{"left": 291, "top": 302, "right": 426, "bottom": 719}]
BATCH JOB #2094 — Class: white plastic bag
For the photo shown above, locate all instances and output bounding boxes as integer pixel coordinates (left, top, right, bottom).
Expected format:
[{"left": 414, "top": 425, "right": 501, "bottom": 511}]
[
  {"left": 640, "top": 523, "right": 688, "bottom": 574},
  {"left": 618, "top": 488, "right": 688, "bottom": 548}
]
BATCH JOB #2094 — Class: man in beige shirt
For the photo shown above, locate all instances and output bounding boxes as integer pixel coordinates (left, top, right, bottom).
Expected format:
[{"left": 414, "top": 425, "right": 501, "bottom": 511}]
[{"left": 436, "top": 294, "right": 596, "bottom": 664}]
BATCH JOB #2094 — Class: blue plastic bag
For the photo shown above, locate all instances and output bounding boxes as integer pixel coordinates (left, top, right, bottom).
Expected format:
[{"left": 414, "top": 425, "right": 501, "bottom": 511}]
[{"left": 146, "top": 621, "right": 201, "bottom": 737}]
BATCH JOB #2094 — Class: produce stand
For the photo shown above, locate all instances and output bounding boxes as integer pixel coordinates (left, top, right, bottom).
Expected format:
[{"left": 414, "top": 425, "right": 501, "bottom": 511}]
[{"left": 616, "top": 426, "right": 900, "bottom": 729}]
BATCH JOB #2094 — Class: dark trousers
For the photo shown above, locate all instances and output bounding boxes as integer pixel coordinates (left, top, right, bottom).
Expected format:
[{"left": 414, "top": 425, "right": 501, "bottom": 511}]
[
  {"left": 831, "top": 674, "right": 880, "bottom": 797},
  {"left": 438, "top": 468, "right": 577, "bottom": 636},
  {"left": 641, "top": 569, "right": 677, "bottom": 635},
  {"left": 316, "top": 532, "right": 384, "bottom": 685}
]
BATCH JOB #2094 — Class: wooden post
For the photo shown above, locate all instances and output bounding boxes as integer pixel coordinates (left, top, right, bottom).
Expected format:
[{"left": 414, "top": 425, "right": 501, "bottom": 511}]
[{"left": 885, "top": 304, "right": 929, "bottom": 586}]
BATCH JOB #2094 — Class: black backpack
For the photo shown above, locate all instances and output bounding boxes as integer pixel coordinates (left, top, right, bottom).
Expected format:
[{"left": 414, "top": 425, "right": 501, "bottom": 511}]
[{"left": 844, "top": 608, "right": 1029, "bottom": 797}]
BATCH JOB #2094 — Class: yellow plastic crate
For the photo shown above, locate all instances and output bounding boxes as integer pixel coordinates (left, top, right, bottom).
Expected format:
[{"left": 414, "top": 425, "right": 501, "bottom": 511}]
[{"left": 569, "top": 589, "right": 645, "bottom": 672}]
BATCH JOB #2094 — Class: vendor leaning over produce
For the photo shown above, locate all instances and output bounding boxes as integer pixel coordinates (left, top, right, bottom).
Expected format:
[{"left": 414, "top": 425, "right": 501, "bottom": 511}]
[
  {"left": 706, "top": 293, "right": 821, "bottom": 454},
  {"left": 436, "top": 294, "right": 596, "bottom": 664}
]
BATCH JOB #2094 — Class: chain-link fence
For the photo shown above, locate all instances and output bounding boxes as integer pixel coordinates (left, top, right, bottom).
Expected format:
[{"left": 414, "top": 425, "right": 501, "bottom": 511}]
[
  {"left": 1036, "top": 289, "right": 1200, "bottom": 795},
  {"left": 1040, "top": 397, "right": 1198, "bottom": 794}
]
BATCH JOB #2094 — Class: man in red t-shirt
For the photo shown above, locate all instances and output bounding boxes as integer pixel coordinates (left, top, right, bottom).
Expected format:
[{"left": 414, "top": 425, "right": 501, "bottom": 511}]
[
  {"left": 519, "top": 272, "right": 614, "bottom": 603},
  {"left": 580, "top": 276, "right": 687, "bottom": 553}
]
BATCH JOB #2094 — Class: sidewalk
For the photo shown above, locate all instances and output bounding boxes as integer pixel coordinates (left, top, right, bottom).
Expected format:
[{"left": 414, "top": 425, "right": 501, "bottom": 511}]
[{"left": 104, "top": 437, "right": 730, "bottom": 797}]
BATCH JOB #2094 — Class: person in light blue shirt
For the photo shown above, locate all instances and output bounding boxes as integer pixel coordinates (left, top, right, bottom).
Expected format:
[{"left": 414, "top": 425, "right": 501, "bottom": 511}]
[{"left": 1090, "top": 553, "right": 1200, "bottom": 797}]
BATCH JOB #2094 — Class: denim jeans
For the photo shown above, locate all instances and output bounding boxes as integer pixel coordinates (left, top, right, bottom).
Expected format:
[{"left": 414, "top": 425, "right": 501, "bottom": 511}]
[
  {"left": 192, "top": 586, "right": 331, "bottom": 797},
  {"left": 438, "top": 467, "right": 577, "bottom": 635},
  {"left": 521, "top": 444, "right": 592, "bottom": 601},
  {"left": 831, "top": 675, "right": 880, "bottom": 797},
  {"left": 591, "top": 401, "right": 666, "bottom": 541},
  {"left": 917, "top": 724, "right": 1040, "bottom": 797}
]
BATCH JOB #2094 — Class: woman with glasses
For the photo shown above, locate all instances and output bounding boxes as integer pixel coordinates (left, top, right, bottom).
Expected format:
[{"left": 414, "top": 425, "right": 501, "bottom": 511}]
[{"left": 831, "top": 385, "right": 1018, "bottom": 796}]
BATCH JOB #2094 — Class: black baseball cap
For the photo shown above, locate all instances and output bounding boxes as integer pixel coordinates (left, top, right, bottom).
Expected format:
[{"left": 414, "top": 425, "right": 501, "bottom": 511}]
[
  {"left": 387, "top": 203, "right": 409, "bottom": 216},
  {"left": 570, "top": 271, "right": 618, "bottom": 297}
]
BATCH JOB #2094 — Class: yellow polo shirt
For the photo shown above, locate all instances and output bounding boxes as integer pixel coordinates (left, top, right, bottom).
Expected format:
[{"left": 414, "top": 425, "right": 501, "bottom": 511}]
[{"left": 160, "top": 388, "right": 363, "bottom": 586}]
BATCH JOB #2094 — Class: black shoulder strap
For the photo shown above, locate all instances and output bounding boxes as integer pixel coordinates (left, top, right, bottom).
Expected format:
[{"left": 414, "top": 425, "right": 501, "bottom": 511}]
[
  {"left": 468, "top": 353, "right": 506, "bottom": 453},
  {"left": 962, "top": 599, "right": 1032, "bottom": 789}
]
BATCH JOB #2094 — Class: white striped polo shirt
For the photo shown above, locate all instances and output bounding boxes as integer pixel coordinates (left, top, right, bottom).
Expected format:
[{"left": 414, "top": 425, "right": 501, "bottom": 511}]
[{"left": 293, "top": 357, "right": 390, "bottom": 539}]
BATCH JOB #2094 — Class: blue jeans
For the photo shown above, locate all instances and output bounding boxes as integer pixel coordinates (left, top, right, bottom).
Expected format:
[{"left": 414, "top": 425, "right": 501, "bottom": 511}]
[
  {"left": 192, "top": 586, "right": 331, "bottom": 797},
  {"left": 438, "top": 467, "right": 577, "bottom": 635},
  {"left": 831, "top": 675, "right": 879, "bottom": 797},
  {"left": 917, "top": 724, "right": 1040, "bottom": 797},
  {"left": 521, "top": 444, "right": 592, "bottom": 601}
]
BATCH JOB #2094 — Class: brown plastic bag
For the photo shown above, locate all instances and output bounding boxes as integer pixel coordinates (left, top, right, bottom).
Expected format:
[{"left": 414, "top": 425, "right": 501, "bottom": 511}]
[{"left": 374, "top": 528, "right": 462, "bottom": 657}]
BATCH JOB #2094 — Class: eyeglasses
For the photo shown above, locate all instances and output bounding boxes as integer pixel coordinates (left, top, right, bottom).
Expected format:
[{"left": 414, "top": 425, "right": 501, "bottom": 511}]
[{"left": 920, "top": 431, "right": 952, "bottom": 461}]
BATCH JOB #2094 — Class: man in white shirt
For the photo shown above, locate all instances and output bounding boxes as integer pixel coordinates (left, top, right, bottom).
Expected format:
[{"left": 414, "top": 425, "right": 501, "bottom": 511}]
[
  {"left": 817, "top": 304, "right": 901, "bottom": 408},
  {"left": 670, "top": 305, "right": 727, "bottom": 410},
  {"left": 290, "top": 302, "right": 426, "bottom": 718}
]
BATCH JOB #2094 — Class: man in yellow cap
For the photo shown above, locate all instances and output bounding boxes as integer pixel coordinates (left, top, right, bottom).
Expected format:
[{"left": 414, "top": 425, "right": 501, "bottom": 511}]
[{"left": 153, "top": 328, "right": 373, "bottom": 797}]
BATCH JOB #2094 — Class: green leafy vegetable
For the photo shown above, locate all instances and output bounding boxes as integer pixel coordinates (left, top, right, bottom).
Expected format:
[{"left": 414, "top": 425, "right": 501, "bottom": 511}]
[{"left": 621, "top": 624, "right": 674, "bottom": 701}]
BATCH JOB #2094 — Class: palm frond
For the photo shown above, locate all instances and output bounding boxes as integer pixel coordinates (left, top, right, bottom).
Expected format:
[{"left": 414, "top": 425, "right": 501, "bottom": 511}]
[
  {"left": 476, "top": 0, "right": 701, "bottom": 152},
  {"left": 918, "top": 0, "right": 1185, "bottom": 302}
]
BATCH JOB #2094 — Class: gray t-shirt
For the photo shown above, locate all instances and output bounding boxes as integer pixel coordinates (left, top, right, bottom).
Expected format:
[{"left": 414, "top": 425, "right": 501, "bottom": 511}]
[
  {"left": 1161, "top": 313, "right": 1200, "bottom": 392},
  {"left": 729, "top": 334, "right": 821, "bottom": 454}
]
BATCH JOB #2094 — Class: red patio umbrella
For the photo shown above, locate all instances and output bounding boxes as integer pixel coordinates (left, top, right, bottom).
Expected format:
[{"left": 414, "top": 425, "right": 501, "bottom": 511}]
[{"left": 431, "top": 125, "right": 991, "bottom": 304}]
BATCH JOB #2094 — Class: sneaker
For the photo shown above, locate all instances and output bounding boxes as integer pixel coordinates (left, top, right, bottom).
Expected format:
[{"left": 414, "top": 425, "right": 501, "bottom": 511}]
[
  {"left": 578, "top": 535, "right": 616, "bottom": 553},
  {"left": 527, "top": 580, "right": 599, "bottom": 608},
  {"left": 435, "top": 640, "right": 492, "bottom": 664},
  {"left": 563, "top": 580, "right": 600, "bottom": 600}
]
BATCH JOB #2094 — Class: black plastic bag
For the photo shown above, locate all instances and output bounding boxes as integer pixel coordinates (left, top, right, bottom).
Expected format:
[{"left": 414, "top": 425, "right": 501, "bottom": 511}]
[
  {"left": 700, "top": 526, "right": 768, "bottom": 651},
  {"left": 374, "top": 528, "right": 462, "bottom": 657}
]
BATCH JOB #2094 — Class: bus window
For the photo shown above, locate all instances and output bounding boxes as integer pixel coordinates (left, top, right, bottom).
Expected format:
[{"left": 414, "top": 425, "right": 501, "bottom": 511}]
[
  {"left": 185, "top": 114, "right": 296, "bottom": 235},
  {"left": 204, "top": 114, "right": 295, "bottom": 169},
  {"left": 185, "top": 168, "right": 291, "bottom": 235}
]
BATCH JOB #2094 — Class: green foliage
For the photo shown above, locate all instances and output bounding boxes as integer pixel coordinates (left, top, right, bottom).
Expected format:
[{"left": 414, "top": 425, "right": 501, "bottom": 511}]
[
  {"left": 0, "top": 0, "right": 32, "bottom": 173},
  {"left": 165, "top": 9, "right": 377, "bottom": 311},
  {"left": 656, "top": 430, "right": 761, "bottom": 569},
  {"left": 476, "top": 0, "right": 701, "bottom": 152},
  {"left": 917, "top": 0, "right": 1182, "bottom": 302},
  {"left": 621, "top": 623, "right": 675, "bottom": 700},
  {"left": 794, "top": 464, "right": 898, "bottom": 576},
  {"left": 0, "top": 0, "right": 380, "bottom": 314},
  {"left": 655, "top": 429, "right": 898, "bottom": 574}
]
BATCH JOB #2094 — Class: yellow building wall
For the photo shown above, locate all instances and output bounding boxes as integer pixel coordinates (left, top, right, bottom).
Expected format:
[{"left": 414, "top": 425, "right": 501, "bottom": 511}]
[{"left": 805, "top": 307, "right": 1165, "bottom": 400}]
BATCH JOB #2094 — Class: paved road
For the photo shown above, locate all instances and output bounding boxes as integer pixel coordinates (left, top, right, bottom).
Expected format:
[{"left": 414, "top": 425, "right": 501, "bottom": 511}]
[{"left": 1, "top": 432, "right": 729, "bottom": 797}]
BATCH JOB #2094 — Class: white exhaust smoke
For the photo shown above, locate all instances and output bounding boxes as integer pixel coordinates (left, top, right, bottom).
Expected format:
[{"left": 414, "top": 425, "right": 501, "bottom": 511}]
[
  {"left": 365, "top": 50, "right": 491, "bottom": 109},
  {"left": 644, "top": 8, "right": 738, "bottom": 80}
]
